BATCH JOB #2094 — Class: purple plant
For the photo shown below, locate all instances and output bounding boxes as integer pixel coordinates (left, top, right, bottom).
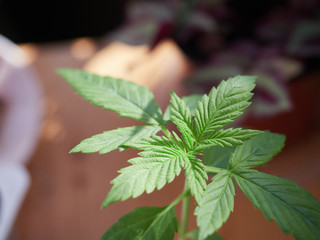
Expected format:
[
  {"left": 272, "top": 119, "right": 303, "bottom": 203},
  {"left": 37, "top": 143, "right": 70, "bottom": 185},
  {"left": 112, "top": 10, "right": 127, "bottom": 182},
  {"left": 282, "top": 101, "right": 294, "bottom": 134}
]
[{"left": 110, "top": 0, "right": 320, "bottom": 117}]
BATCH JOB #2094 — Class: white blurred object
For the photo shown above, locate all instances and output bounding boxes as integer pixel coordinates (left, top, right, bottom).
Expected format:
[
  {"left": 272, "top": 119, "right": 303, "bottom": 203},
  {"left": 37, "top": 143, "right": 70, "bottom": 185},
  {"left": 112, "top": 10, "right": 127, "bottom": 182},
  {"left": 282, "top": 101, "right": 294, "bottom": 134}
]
[
  {"left": 0, "top": 163, "right": 30, "bottom": 240},
  {"left": 0, "top": 34, "right": 43, "bottom": 240}
]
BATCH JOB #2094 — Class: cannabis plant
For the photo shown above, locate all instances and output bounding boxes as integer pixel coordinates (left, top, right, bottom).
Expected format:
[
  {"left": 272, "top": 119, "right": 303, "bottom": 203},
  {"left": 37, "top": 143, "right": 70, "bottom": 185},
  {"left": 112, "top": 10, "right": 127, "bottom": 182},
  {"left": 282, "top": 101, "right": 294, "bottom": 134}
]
[{"left": 58, "top": 69, "right": 320, "bottom": 240}]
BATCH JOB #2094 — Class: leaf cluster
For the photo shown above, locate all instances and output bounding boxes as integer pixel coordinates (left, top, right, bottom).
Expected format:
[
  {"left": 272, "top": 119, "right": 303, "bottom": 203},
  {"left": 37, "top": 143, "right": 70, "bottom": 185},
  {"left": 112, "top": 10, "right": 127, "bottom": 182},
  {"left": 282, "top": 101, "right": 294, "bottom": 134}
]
[{"left": 58, "top": 69, "right": 320, "bottom": 240}]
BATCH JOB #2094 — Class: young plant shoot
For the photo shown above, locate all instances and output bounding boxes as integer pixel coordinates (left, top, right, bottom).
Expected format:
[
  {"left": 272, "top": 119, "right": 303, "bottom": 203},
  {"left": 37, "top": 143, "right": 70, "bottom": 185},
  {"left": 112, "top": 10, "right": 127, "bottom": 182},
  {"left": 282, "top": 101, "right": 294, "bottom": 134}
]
[{"left": 58, "top": 69, "right": 320, "bottom": 240}]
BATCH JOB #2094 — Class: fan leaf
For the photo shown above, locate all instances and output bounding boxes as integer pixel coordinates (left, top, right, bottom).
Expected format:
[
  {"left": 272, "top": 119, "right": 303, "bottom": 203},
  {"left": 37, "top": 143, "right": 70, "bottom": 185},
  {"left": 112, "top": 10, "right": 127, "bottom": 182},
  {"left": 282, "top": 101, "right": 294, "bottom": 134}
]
[
  {"left": 184, "top": 155, "right": 208, "bottom": 203},
  {"left": 203, "top": 146, "right": 235, "bottom": 169},
  {"left": 101, "top": 136, "right": 186, "bottom": 208},
  {"left": 233, "top": 168, "right": 320, "bottom": 240},
  {"left": 201, "top": 128, "right": 262, "bottom": 148},
  {"left": 195, "top": 170, "right": 235, "bottom": 240},
  {"left": 163, "top": 94, "right": 203, "bottom": 122},
  {"left": 57, "top": 68, "right": 163, "bottom": 124},
  {"left": 194, "top": 76, "right": 256, "bottom": 141},
  {"left": 186, "top": 229, "right": 224, "bottom": 240},
  {"left": 169, "top": 91, "right": 196, "bottom": 150},
  {"left": 70, "top": 125, "right": 161, "bottom": 154},
  {"left": 228, "top": 131, "right": 286, "bottom": 170},
  {"left": 101, "top": 206, "right": 178, "bottom": 240}
]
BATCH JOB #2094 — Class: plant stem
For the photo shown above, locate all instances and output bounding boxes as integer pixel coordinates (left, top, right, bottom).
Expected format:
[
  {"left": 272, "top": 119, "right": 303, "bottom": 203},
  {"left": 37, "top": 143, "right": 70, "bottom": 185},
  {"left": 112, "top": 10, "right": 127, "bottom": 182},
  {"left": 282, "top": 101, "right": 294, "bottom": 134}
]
[
  {"left": 168, "top": 189, "right": 189, "bottom": 209},
  {"left": 204, "top": 165, "right": 224, "bottom": 173},
  {"left": 162, "top": 126, "right": 172, "bottom": 138},
  {"left": 179, "top": 182, "right": 191, "bottom": 240}
]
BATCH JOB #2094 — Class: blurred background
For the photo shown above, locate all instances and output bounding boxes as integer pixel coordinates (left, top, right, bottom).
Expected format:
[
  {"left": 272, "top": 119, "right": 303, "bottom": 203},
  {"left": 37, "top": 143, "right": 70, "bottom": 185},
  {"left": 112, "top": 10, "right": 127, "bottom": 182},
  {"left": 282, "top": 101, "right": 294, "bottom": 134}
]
[
  {"left": 0, "top": 0, "right": 319, "bottom": 240},
  {"left": 0, "top": 0, "right": 126, "bottom": 43}
]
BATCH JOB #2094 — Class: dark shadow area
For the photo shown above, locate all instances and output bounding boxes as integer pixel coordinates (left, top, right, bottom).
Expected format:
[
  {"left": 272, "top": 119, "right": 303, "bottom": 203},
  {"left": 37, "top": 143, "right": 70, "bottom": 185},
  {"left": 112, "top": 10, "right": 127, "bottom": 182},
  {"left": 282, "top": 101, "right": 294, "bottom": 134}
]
[{"left": 0, "top": 0, "right": 127, "bottom": 43}]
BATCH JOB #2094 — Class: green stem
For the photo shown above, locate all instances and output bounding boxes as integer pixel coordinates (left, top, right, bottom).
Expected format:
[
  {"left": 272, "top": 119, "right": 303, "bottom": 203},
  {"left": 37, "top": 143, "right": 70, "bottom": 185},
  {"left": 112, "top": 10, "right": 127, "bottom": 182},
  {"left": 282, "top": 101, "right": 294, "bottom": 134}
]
[
  {"left": 179, "top": 182, "right": 191, "bottom": 240},
  {"left": 168, "top": 189, "right": 189, "bottom": 209},
  {"left": 204, "top": 165, "right": 224, "bottom": 173},
  {"left": 161, "top": 126, "right": 172, "bottom": 138}
]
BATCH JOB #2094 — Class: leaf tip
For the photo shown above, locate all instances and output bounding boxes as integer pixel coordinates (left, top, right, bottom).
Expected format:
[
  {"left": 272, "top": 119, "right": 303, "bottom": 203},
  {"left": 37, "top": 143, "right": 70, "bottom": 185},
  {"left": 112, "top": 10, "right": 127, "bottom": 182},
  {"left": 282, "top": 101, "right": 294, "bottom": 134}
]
[
  {"left": 69, "top": 147, "right": 79, "bottom": 154},
  {"left": 100, "top": 202, "right": 107, "bottom": 209},
  {"left": 56, "top": 68, "right": 70, "bottom": 77},
  {"left": 169, "top": 90, "right": 179, "bottom": 99},
  {"left": 100, "top": 187, "right": 120, "bottom": 209},
  {"left": 101, "top": 197, "right": 112, "bottom": 209},
  {"left": 233, "top": 75, "right": 257, "bottom": 90}
]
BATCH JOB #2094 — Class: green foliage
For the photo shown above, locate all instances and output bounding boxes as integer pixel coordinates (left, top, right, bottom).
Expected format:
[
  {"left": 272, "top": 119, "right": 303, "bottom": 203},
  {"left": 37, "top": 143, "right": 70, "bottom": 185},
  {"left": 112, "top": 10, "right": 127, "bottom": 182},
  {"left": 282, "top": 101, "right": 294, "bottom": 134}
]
[
  {"left": 163, "top": 94, "right": 202, "bottom": 122},
  {"left": 170, "top": 91, "right": 196, "bottom": 150},
  {"left": 70, "top": 125, "right": 161, "bottom": 154},
  {"left": 195, "top": 170, "right": 235, "bottom": 240},
  {"left": 186, "top": 229, "right": 223, "bottom": 240},
  {"left": 57, "top": 68, "right": 163, "bottom": 125},
  {"left": 194, "top": 76, "right": 256, "bottom": 142},
  {"left": 200, "top": 128, "right": 262, "bottom": 149},
  {"left": 59, "top": 68, "right": 320, "bottom": 240},
  {"left": 228, "top": 131, "right": 286, "bottom": 169},
  {"left": 233, "top": 169, "right": 320, "bottom": 240},
  {"left": 203, "top": 145, "right": 235, "bottom": 169},
  {"left": 102, "top": 135, "right": 186, "bottom": 208},
  {"left": 184, "top": 154, "right": 208, "bottom": 203},
  {"left": 101, "top": 206, "right": 178, "bottom": 240}
]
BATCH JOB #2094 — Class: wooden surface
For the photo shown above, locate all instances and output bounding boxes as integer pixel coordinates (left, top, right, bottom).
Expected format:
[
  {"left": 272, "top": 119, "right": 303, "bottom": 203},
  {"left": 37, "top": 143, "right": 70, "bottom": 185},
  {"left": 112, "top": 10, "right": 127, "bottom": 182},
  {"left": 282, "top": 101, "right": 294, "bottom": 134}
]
[{"left": 12, "top": 38, "right": 320, "bottom": 240}]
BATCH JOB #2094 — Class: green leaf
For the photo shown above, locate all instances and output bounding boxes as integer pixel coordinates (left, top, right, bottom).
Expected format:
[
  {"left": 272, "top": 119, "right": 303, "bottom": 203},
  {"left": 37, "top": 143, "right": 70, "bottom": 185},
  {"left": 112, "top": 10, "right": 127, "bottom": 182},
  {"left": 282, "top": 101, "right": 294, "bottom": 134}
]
[
  {"left": 184, "top": 155, "right": 208, "bottom": 203},
  {"left": 194, "top": 76, "right": 256, "bottom": 141},
  {"left": 169, "top": 91, "right": 196, "bottom": 150},
  {"left": 101, "top": 136, "right": 186, "bottom": 207},
  {"left": 57, "top": 68, "right": 163, "bottom": 124},
  {"left": 186, "top": 229, "right": 224, "bottom": 240},
  {"left": 101, "top": 206, "right": 178, "bottom": 240},
  {"left": 163, "top": 94, "right": 203, "bottom": 122},
  {"left": 201, "top": 128, "right": 262, "bottom": 148},
  {"left": 233, "top": 168, "right": 320, "bottom": 240},
  {"left": 228, "top": 131, "right": 286, "bottom": 170},
  {"left": 181, "top": 94, "right": 203, "bottom": 115},
  {"left": 203, "top": 146, "right": 235, "bottom": 169},
  {"left": 70, "top": 125, "right": 161, "bottom": 154},
  {"left": 195, "top": 170, "right": 235, "bottom": 240}
]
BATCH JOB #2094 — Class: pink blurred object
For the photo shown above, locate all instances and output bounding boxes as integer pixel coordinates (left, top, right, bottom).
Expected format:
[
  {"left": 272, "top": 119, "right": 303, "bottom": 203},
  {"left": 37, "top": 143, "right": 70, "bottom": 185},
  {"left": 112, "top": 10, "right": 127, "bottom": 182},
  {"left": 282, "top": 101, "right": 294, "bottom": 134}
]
[
  {"left": 0, "top": 35, "right": 43, "bottom": 164},
  {"left": 0, "top": 34, "right": 43, "bottom": 240}
]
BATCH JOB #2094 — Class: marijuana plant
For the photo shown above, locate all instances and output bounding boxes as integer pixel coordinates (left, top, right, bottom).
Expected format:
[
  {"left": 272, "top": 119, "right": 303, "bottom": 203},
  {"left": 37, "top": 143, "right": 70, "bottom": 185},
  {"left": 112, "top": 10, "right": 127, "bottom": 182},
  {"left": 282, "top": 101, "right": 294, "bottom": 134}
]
[{"left": 58, "top": 69, "right": 320, "bottom": 240}]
